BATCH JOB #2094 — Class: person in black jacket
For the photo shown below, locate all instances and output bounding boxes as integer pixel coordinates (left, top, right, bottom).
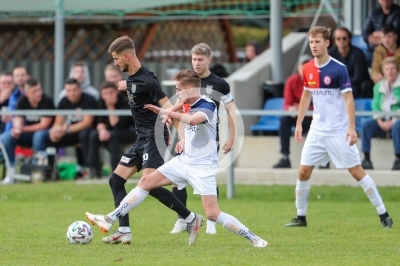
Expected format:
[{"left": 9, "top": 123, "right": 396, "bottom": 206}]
[
  {"left": 87, "top": 81, "right": 137, "bottom": 178},
  {"left": 329, "top": 27, "right": 373, "bottom": 98},
  {"left": 363, "top": 0, "right": 400, "bottom": 51}
]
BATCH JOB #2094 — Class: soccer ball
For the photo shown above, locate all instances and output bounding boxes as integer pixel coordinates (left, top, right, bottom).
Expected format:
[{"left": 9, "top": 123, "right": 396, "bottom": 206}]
[{"left": 66, "top": 221, "right": 93, "bottom": 244}]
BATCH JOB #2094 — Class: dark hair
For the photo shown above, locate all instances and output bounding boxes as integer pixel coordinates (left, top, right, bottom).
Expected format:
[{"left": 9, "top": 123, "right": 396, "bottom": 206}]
[
  {"left": 0, "top": 71, "right": 13, "bottom": 77},
  {"left": 382, "top": 24, "right": 397, "bottom": 35},
  {"left": 25, "top": 77, "right": 40, "bottom": 88},
  {"left": 13, "top": 65, "right": 30, "bottom": 75},
  {"left": 174, "top": 69, "right": 201, "bottom": 88},
  {"left": 108, "top": 36, "right": 135, "bottom": 54},
  {"left": 333, "top": 26, "right": 352, "bottom": 40},
  {"left": 100, "top": 81, "right": 117, "bottom": 90},
  {"left": 72, "top": 61, "right": 85, "bottom": 68},
  {"left": 64, "top": 78, "right": 80, "bottom": 86},
  {"left": 210, "top": 64, "right": 229, "bottom": 78}
]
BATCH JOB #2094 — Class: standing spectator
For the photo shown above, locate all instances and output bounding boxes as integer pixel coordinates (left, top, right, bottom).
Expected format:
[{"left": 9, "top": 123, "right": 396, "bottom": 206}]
[
  {"left": 87, "top": 81, "right": 136, "bottom": 178},
  {"left": 3, "top": 66, "right": 30, "bottom": 132},
  {"left": 371, "top": 24, "right": 400, "bottom": 84},
  {"left": 245, "top": 40, "right": 259, "bottom": 62},
  {"left": 104, "top": 64, "right": 123, "bottom": 87},
  {"left": 0, "top": 71, "right": 14, "bottom": 134},
  {"left": 58, "top": 61, "right": 99, "bottom": 101},
  {"left": 47, "top": 78, "right": 97, "bottom": 179},
  {"left": 0, "top": 78, "right": 55, "bottom": 185},
  {"left": 329, "top": 27, "right": 373, "bottom": 98},
  {"left": 273, "top": 55, "right": 313, "bottom": 168},
  {"left": 361, "top": 57, "right": 400, "bottom": 170},
  {"left": 363, "top": 0, "right": 400, "bottom": 51}
]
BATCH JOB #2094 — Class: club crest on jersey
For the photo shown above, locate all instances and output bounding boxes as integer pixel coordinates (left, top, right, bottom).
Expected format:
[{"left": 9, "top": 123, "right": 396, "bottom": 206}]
[
  {"left": 323, "top": 76, "right": 331, "bottom": 85},
  {"left": 206, "top": 85, "right": 213, "bottom": 95},
  {"left": 309, "top": 73, "right": 313, "bottom": 80},
  {"left": 131, "top": 84, "right": 136, "bottom": 93}
]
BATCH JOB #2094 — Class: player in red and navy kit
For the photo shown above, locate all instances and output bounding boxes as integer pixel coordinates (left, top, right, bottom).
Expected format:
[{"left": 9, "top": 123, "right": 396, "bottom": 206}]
[{"left": 284, "top": 26, "right": 392, "bottom": 228}]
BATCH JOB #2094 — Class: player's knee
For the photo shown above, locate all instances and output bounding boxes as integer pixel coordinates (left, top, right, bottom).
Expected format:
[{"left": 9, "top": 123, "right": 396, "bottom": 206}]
[
  {"left": 349, "top": 165, "right": 365, "bottom": 181},
  {"left": 109, "top": 173, "right": 125, "bottom": 189},
  {"left": 137, "top": 175, "right": 152, "bottom": 190},
  {"left": 298, "top": 166, "right": 312, "bottom": 179}
]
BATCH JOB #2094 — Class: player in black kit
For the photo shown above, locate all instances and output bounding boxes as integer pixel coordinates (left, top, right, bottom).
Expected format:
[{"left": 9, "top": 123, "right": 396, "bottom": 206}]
[
  {"left": 170, "top": 43, "right": 236, "bottom": 235},
  {"left": 90, "top": 36, "right": 204, "bottom": 245}
]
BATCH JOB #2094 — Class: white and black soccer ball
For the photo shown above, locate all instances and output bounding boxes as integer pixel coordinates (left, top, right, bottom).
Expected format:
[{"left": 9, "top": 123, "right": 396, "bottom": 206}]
[{"left": 66, "top": 221, "right": 93, "bottom": 244}]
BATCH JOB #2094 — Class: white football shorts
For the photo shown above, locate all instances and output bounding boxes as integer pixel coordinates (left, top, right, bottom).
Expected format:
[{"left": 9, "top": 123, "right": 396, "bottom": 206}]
[
  {"left": 157, "top": 156, "right": 218, "bottom": 196},
  {"left": 300, "top": 130, "right": 361, "bottom": 169}
]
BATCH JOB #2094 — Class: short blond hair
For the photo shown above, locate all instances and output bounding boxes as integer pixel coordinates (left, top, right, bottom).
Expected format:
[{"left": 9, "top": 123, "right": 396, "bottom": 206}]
[
  {"left": 382, "top": 56, "right": 399, "bottom": 71},
  {"left": 308, "top": 26, "right": 332, "bottom": 41},
  {"left": 174, "top": 69, "right": 201, "bottom": 88},
  {"left": 191, "top": 43, "right": 212, "bottom": 57}
]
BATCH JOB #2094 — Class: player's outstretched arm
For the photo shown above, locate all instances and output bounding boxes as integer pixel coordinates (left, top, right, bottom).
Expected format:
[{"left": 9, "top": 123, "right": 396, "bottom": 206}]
[
  {"left": 343, "top": 91, "right": 358, "bottom": 146},
  {"left": 295, "top": 90, "right": 312, "bottom": 142},
  {"left": 143, "top": 104, "right": 206, "bottom": 126}
]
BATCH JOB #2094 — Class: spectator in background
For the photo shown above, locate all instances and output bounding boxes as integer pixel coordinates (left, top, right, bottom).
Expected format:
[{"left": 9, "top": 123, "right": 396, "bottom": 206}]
[
  {"left": 363, "top": 0, "right": 400, "bottom": 51},
  {"left": 0, "top": 78, "right": 55, "bottom": 185},
  {"left": 371, "top": 24, "right": 400, "bottom": 84},
  {"left": 361, "top": 57, "right": 400, "bottom": 170},
  {"left": 245, "top": 40, "right": 259, "bottom": 62},
  {"left": 58, "top": 61, "right": 99, "bottom": 102},
  {"left": 329, "top": 27, "right": 373, "bottom": 98},
  {"left": 104, "top": 64, "right": 123, "bottom": 87},
  {"left": 47, "top": 78, "right": 97, "bottom": 179},
  {"left": 2, "top": 66, "right": 30, "bottom": 132},
  {"left": 87, "top": 82, "right": 136, "bottom": 178},
  {"left": 273, "top": 55, "right": 313, "bottom": 169},
  {"left": 0, "top": 72, "right": 14, "bottom": 134},
  {"left": 210, "top": 64, "right": 230, "bottom": 78}
]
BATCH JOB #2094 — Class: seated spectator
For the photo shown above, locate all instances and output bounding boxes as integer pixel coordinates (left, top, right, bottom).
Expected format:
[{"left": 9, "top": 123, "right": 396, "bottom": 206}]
[
  {"left": 47, "top": 78, "right": 97, "bottom": 178},
  {"left": 329, "top": 27, "right": 373, "bottom": 98},
  {"left": 0, "top": 71, "right": 14, "bottom": 134},
  {"left": 2, "top": 66, "right": 30, "bottom": 132},
  {"left": 371, "top": 24, "right": 400, "bottom": 84},
  {"left": 104, "top": 64, "right": 123, "bottom": 87},
  {"left": 87, "top": 81, "right": 136, "bottom": 178},
  {"left": 0, "top": 77, "right": 55, "bottom": 185},
  {"left": 361, "top": 57, "right": 400, "bottom": 170},
  {"left": 58, "top": 61, "right": 99, "bottom": 102},
  {"left": 363, "top": 0, "right": 400, "bottom": 51},
  {"left": 273, "top": 55, "right": 313, "bottom": 168}
]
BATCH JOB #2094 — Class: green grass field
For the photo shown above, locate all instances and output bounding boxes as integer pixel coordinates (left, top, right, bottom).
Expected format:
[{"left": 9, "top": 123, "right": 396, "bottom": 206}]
[{"left": 1, "top": 182, "right": 399, "bottom": 266}]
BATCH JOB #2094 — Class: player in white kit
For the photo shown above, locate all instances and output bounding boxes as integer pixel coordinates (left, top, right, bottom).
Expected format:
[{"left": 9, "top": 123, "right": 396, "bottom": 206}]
[
  {"left": 85, "top": 69, "right": 268, "bottom": 247},
  {"left": 284, "top": 26, "right": 393, "bottom": 228}
]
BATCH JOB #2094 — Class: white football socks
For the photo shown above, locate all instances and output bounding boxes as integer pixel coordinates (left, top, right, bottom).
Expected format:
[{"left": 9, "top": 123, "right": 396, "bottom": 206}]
[
  {"left": 108, "top": 186, "right": 149, "bottom": 222},
  {"left": 216, "top": 212, "right": 257, "bottom": 241},
  {"left": 359, "top": 175, "right": 387, "bottom": 215},
  {"left": 296, "top": 180, "right": 310, "bottom": 216}
]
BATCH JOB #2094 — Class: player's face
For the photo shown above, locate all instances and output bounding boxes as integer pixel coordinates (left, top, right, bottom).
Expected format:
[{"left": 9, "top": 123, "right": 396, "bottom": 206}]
[
  {"left": 100, "top": 87, "right": 118, "bottom": 106},
  {"left": 25, "top": 84, "right": 43, "bottom": 104},
  {"left": 65, "top": 83, "right": 82, "bottom": 103},
  {"left": 104, "top": 69, "right": 123, "bottom": 85},
  {"left": 383, "top": 62, "right": 398, "bottom": 83},
  {"left": 13, "top": 67, "right": 30, "bottom": 88},
  {"left": 192, "top": 54, "right": 211, "bottom": 76},
  {"left": 175, "top": 81, "right": 190, "bottom": 103},
  {"left": 72, "top": 66, "right": 85, "bottom": 84},
  {"left": 112, "top": 52, "right": 129, "bottom": 72},
  {"left": 309, "top": 34, "right": 329, "bottom": 58}
]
